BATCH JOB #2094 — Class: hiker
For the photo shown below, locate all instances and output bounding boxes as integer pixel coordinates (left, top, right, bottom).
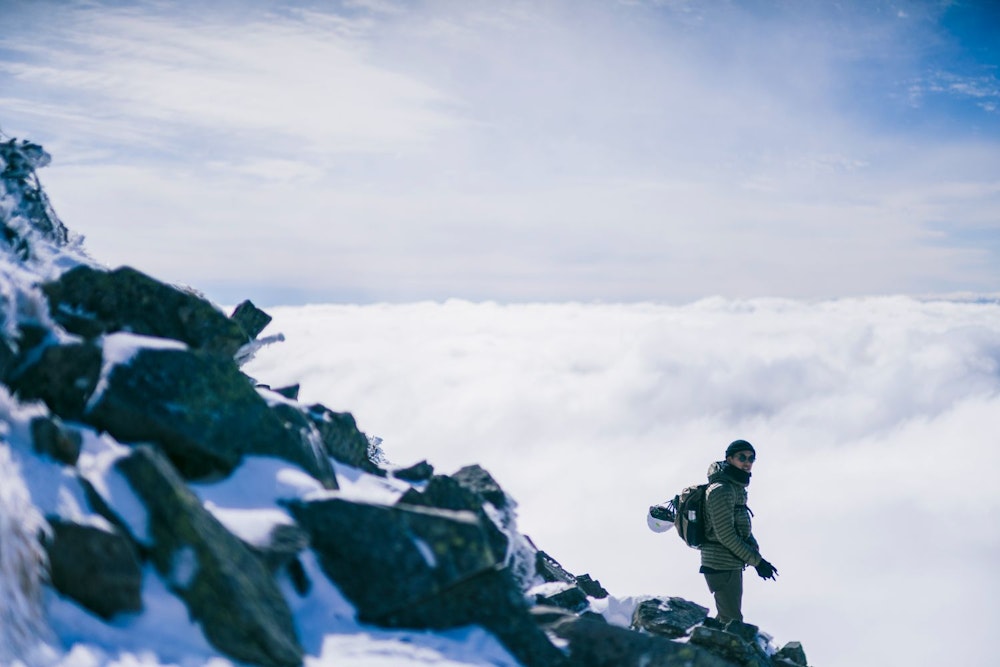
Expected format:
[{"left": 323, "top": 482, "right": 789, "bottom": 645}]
[{"left": 700, "top": 439, "right": 777, "bottom": 624}]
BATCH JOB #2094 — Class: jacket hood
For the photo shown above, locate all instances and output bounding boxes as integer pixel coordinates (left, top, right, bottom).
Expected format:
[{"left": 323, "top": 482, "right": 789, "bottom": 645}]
[{"left": 708, "top": 460, "right": 751, "bottom": 487}]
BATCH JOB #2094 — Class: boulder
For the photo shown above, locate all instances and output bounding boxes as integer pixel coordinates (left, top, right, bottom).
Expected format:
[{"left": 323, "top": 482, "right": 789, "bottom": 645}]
[
  {"left": 247, "top": 523, "right": 312, "bottom": 596},
  {"left": 43, "top": 517, "right": 143, "bottom": 620},
  {"left": 576, "top": 573, "right": 609, "bottom": 599},
  {"left": 42, "top": 265, "right": 250, "bottom": 357},
  {"left": 230, "top": 300, "right": 272, "bottom": 339},
  {"left": 536, "top": 583, "right": 589, "bottom": 612},
  {"left": 85, "top": 346, "right": 336, "bottom": 487},
  {"left": 113, "top": 445, "right": 303, "bottom": 667},
  {"left": 304, "top": 403, "right": 382, "bottom": 475},
  {"left": 774, "top": 641, "right": 808, "bottom": 666},
  {"left": 397, "top": 474, "right": 509, "bottom": 565},
  {"left": 547, "top": 613, "right": 733, "bottom": 667},
  {"left": 392, "top": 459, "right": 435, "bottom": 482},
  {"left": 288, "top": 496, "right": 565, "bottom": 667},
  {"left": 7, "top": 341, "right": 101, "bottom": 421},
  {"left": 689, "top": 625, "right": 771, "bottom": 667},
  {"left": 631, "top": 597, "right": 710, "bottom": 639},
  {"left": 451, "top": 464, "right": 509, "bottom": 509},
  {"left": 30, "top": 415, "right": 83, "bottom": 465}
]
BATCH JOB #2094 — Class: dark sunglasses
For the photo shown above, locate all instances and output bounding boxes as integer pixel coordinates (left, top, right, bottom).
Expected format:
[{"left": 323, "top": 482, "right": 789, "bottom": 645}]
[{"left": 736, "top": 453, "right": 756, "bottom": 463}]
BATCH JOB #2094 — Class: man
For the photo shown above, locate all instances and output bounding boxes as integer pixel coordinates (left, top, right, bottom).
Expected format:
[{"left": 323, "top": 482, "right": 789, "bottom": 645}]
[{"left": 700, "top": 439, "right": 778, "bottom": 624}]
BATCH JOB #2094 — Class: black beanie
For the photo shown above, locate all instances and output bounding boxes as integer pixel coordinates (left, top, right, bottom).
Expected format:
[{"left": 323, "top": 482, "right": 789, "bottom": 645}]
[{"left": 725, "top": 439, "right": 756, "bottom": 458}]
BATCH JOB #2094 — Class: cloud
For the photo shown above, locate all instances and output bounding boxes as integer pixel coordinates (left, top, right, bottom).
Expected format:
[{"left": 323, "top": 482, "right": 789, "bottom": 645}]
[{"left": 243, "top": 296, "right": 1000, "bottom": 667}]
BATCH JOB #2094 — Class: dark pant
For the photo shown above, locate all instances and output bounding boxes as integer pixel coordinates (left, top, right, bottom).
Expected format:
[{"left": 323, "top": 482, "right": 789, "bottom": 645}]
[{"left": 704, "top": 569, "right": 743, "bottom": 623}]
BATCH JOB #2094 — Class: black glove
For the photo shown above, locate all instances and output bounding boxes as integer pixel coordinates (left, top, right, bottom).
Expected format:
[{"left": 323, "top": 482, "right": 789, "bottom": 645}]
[{"left": 755, "top": 559, "right": 778, "bottom": 580}]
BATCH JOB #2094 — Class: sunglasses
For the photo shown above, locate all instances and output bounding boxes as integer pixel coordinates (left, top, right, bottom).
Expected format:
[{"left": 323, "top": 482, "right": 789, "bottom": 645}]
[{"left": 735, "top": 453, "right": 756, "bottom": 463}]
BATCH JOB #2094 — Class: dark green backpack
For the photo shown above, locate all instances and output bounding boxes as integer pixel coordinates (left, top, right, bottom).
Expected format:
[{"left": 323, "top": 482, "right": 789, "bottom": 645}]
[{"left": 671, "top": 483, "right": 709, "bottom": 549}]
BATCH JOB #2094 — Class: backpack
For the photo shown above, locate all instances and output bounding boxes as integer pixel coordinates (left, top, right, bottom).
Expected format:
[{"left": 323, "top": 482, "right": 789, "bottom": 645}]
[{"left": 648, "top": 483, "right": 709, "bottom": 549}]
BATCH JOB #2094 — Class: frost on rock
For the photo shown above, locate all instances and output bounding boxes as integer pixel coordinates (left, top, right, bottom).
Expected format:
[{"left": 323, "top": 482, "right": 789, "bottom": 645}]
[{"left": 0, "top": 442, "right": 55, "bottom": 662}]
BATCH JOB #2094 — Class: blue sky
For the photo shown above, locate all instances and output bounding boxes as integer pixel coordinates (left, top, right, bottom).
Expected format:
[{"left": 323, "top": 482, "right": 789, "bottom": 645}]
[{"left": 2, "top": 0, "right": 999, "bottom": 305}]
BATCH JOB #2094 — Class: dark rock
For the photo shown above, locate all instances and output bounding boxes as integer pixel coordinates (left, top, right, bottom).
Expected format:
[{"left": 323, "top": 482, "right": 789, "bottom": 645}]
[
  {"left": 576, "top": 573, "right": 609, "bottom": 599},
  {"left": 42, "top": 265, "right": 249, "bottom": 357},
  {"left": 536, "top": 550, "right": 577, "bottom": 584},
  {"left": 30, "top": 416, "right": 83, "bottom": 465},
  {"left": 288, "top": 496, "right": 565, "bottom": 667},
  {"left": 7, "top": 341, "right": 101, "bottom": 420},
  {"left": 393, "top": 459, "right": 435, "bottom": 482},
  {"left": 305, "top": 403, "right": 382, "bottom": 475},
  {"left": 723, "top": 619, "right": 760, "bottom": 643},
  {"left": 230, "top": 300, "right": 272, "bottom": 339},
  {"left": 247, "top": 523, "right": 312, "bottom": 598},
  {"left": 397, "top": 474, "right": 509, "bottom": 566},
  {"left": 273, "top": 384, "right": 300, "bottom": 400},
  {"left": 536, "top": 584, "right": 589, "bottom": 612},
  {"left": 549, "top": 613, "right": 734, "bottom": 667},
  {"left": 632, "top": 597, "right": 710, "bottom": 639},
  {"left": 85, "top": 346, "right": 336, "bottom": 487},
  {"left": 774, "top": 641, "right": 808, "bottom": 666},
  {"left": 689, "top": 626, "right": 770, "bottom": 667},
  {"left": 113, "top": 445, "right": 303, "bottom": 667},
  {"left": 43, "top": 517, "right": 143, "bottom": 620},
  {"left": 452, "top": 464, "right": 508, "bottom": 509}
]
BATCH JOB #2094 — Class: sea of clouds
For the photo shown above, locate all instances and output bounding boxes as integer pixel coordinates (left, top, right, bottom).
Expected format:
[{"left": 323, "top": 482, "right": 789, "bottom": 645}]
[{"left": 244, "top": 296, "right": 1000, "bottom": 667}]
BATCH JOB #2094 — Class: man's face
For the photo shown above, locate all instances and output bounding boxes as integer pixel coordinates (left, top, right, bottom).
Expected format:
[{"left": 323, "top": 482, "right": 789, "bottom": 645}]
[{"left": 727, "top": 450, "right": 755, "bottom": 472}]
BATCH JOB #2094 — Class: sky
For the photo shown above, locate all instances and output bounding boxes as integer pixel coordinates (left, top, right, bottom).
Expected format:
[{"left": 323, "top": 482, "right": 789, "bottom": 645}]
[{"left": 2, "top": 0, "right": 1000, "bottom": 306}]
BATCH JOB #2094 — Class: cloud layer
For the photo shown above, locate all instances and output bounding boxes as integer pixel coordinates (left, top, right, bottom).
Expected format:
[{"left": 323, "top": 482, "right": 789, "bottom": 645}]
[
  {"left": 244, "top": 296, "right": 1000, "bottom": 667},
  {"left": 2, "top": 0, "right": 999, "bottom": 303}
]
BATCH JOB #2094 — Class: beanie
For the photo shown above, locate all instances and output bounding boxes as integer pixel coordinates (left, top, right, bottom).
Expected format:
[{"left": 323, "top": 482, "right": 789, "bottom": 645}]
[{"left": 725, "top": 439, "right": 756, "bottom": 458}]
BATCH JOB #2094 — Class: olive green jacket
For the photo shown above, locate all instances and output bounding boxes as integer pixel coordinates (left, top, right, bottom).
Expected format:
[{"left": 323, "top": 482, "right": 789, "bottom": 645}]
[{"left": 700, "top": 461, "right": 762, "bottom": 571}]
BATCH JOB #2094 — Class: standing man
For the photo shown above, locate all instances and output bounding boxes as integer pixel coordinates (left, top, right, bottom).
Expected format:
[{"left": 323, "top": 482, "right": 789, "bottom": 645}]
[{"left": 700, "top": 439, "right": 778, "bottom": 624}]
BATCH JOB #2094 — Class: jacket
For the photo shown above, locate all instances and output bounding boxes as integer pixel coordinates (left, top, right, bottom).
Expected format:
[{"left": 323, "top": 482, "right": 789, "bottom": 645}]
[{"left": 700, "top": 461, "right": 762, "bottom": 571}]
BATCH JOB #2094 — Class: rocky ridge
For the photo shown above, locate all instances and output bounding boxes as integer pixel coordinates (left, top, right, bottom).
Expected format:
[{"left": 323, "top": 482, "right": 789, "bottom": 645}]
[{"left": 0, "top": 137, "right": 812, "bottom": 667}]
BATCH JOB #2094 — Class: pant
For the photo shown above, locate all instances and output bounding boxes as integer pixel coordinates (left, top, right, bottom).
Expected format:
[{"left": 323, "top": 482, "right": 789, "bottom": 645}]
[{"left": 704, "top": 569, "right": 743, "bottom": 623}]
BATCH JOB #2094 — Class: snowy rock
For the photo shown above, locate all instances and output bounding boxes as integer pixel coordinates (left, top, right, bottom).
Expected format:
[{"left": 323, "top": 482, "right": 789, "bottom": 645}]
[
  {"left": 42, "top": 517, "right": 142, "bottom": 620},
  {"left": 397, "top": 472, "right": 509, "bottom": 567},
  {"left": 29, "top": 415, "right": 83, "bottom": 465},
  {"left": 392, "top": 458, "right": 435, "bottom": 482},
  {"left": 689, "top": 625, "right": 772, "bottom": 667},
  {"left": 288, "top": 495, "right": 567, "bottom": 666},
  {"left": 631, "top": 596, "right": 710, "bottom": 639},
  {"left": 86, "top": 345, "right": 337, "bottom": 487},
  {"left": 547, "top": 612, "right": 734, "bottom": 667},
  {"left": 7, "top": 341, "right": 102, "bottom": 420},
  {"left": 773, "top": 641, "right": 808, "bottom": 666},
  {"left": 112, "top": 445, "right": 303, "bottom": 667},
  {"left": 42, "top": 265, "right": 251, "bottom": 357},
  {"left": 304, "top": 402, "right": 383, "bottom": 475}
]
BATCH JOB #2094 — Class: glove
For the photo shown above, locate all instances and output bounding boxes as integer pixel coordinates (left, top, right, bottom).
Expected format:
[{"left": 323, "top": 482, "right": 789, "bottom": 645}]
[{"left": 755, "top": 559, "right": 778, "bottom": 580}]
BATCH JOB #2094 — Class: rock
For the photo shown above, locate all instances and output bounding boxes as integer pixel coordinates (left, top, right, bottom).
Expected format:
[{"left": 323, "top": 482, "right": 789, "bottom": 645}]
[
  {"left": 30, "top": 415, "right": 83, "bottom": 465},
  {"left": 85, "top": 346, "right": 336, "bottom": 487},
  {"left": 536, "top": 550, "right": 577, "bottom": 584},
  {"left": 113, "top": 445, "right": 303, "bottom": 667},
  {"left": 689, "top": 625, "right": 771, "bottom": 667},
  {"left": 43, "top": 517, "right": 143, "bottom": 620},
  {"left": 272, "top": 384, "right": 300, "bottom": 400},
  {"left": 451, "top": 464, "right": 508, "bottom": 509},
  {"left": 774, "top": 641, "right": 808, "bottom": 666},
  {"left": 631, "top": 597, "right": 710, "bottom": 639},
  {"left": 548, "top": 613, "right": 734, "bottom": 667},
  {"left": 305, "top": 403, "right": 383, "bottom": 475},
  {"left": 536, "top": 584, "right": 589, "bottom": 612},
  {"left": 393, "top": 459, "right": 435, "bottom": 482},
  {"left": 42, "top": 265, "right": 250, "bottom": 357},
  {"left": 230, "top": 300, "right": 272, "bottom": 339},
  {"left": 7, "top": 341, "right": 102, "bottom": 420},
  {"left": 397, "top": 474, "right": 509, "bottom": 566},
  {"left": 576, "top": 573, "right": 609, "bottom": 599},
  {"left": 248, "top": 523, "right": 312, "bottom": 597},
  {"left": 288, "top": 495, "right": 565, "bottom": 667}
]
